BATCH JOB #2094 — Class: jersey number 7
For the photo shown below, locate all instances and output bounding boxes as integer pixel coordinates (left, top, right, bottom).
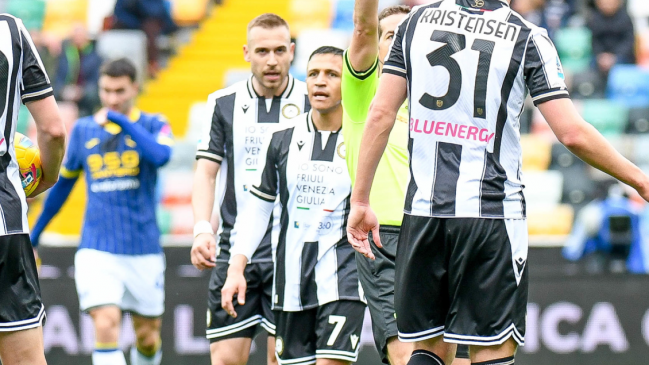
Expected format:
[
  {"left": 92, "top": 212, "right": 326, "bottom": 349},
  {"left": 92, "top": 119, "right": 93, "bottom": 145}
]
[{"left": 420, "top": 30, "right": 495, "bottom": 119}]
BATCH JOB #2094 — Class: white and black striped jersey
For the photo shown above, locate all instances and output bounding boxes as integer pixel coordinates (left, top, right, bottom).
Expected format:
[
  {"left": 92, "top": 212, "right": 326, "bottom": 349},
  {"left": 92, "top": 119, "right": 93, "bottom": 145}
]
[
  {"left": 0, "top": 15, "right": 53, "bottom": 236},
  {"left": 196, "top": 76, "right": 310, "bottom": 263},
  {"left": 384, "top": 0, "right": 569, "bottom": 219},
  {"left": 230, "top": 112, "right": 362, "bottom": 311}
]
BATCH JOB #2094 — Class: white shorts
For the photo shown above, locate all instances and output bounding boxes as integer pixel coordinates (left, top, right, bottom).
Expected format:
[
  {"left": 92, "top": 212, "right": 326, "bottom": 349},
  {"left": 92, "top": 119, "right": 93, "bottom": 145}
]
[{"left": 74, "top": 248, "right": 165, "bottom": 317}]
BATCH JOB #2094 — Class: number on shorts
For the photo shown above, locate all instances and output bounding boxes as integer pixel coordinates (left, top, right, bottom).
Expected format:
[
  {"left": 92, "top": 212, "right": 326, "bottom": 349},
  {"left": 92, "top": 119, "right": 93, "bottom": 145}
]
[{"left": 327, "top": 315, "right": 347, "bottom": 346}]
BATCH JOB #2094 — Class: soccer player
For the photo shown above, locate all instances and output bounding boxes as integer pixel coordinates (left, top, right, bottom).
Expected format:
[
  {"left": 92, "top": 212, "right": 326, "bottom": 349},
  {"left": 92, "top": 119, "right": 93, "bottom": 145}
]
[
  {"left": 342, "top": 2, "right": 469, "bottom": 364},
  {"left": 0, "top": 14, "right": 66, "bottom": 365},
  {"left": 31, "top": 58, "right": 173, "bottom": 365},
  {"left": 347, "top": 1, "right": 649, "bottom": 365},
  {"left": 222, "top": 45, "right": 365, "bottom": 365},
  {"left": 191, "top": 13, "right": 310, "bottom": 365}
]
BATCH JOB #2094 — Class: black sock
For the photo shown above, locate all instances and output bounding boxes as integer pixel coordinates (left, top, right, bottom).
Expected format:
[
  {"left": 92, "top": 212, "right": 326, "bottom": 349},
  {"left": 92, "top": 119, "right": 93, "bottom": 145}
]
[
  {"left": 472, "top": 355, "right": 515, "bottom": 365},
  {"left": 408, "top": 350, "right": 445, "bottom": 365}
]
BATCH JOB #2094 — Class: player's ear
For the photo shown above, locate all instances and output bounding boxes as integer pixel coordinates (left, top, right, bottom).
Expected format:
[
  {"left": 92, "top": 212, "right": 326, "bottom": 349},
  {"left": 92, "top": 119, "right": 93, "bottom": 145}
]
[
  {"left": 243, "top": 44, "right": 250, "bottom": 62},
  {"left": 289, "top": 42, "right": 296, "bottom": 63}
]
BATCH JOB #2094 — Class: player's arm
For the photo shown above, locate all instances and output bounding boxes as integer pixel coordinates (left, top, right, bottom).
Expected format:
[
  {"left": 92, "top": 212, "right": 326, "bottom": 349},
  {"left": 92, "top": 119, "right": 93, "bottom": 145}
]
[
  {"left": 104, "top": 110, "right": 172, "bottom": 167},
  {"left": 348, "top": 0, "right": 380, "bottom": 72},
  {"left": 347, "top": 15, "right": 409, "bottom": 259},
  {"left": 18, "top": 21, "right": 66, "bottom": 196},
  {"left": 539, "top": 99, "right": 649, "bottom": 199},
  {"left": 348, "top": 74, "right": 407, "bottom": 259},
  {"left": 222, "top": 131, "right": 279, "bottom": 317},
  {"left": 191, "top": 94, "right": 226, "bottom": 270}
]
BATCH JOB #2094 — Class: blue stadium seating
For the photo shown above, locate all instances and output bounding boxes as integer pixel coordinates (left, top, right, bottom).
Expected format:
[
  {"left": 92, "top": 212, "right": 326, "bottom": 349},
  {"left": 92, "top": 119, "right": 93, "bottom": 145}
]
[
  {"left": 332, "top": 0, "right": 354, "bottom": 31},
  {"left": 607, "top": 65, "right": 649, "bottom": 108}
]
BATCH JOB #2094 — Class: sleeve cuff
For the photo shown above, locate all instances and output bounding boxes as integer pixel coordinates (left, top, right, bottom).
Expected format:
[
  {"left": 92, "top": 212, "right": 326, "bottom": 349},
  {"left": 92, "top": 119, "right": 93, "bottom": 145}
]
[
  {"left": 196, "top": 150, "right": 223, "bottom": 164},
  {"left": 531, "top": 88, "right": 570, "bottom": 106},
  {"left": 22, "top": 85, "right": 53, "bottom": 104},
  {"left": 344, "top": 51, "right": 379, "bottom": 81},
  {"left": 250, "top": 186, "right": 276, "bottom": 202},
  {"left": 60, "top": 167, "right": 81, "bottom": 179},
  {"left": 382, "top": 64, "right": 407, "bottom": 78}
]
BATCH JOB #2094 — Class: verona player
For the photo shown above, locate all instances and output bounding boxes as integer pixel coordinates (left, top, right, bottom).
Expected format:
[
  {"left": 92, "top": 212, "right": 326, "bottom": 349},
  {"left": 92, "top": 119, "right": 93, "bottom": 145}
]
[
  {"left": 222, "top": 46, "right": 366, "bottom": 365},
  {"left": 31, "top": 58, "right": 173, "bottom": 365},
  {"left": 348, "top": 1, "right": 649, "bottom": 365},
  {"left": 191, "top": 13, "right": 309, "bottom": 365},
  {"left": 341, "top": 1, "right": 469, "bottom": 364},
  {"left": 0, "top": 14, "right": 66, "bottom": 365}
]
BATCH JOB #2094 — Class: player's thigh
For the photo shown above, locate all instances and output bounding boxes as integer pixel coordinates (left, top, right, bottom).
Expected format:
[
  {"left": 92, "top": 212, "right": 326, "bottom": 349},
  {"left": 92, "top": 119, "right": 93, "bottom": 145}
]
[
  {"left": 275, "top": 309, "right": 318, "bottom": 365},
  {"left": 88, "top": 306, "right": 122, "bottom": 343},
  {"left": 385, "top": 337, "right": 413, "bottom": 365},
  {"left": 0, "top": 235, "right": 45, "bottom": 334},
  {"left": 314, "top": 301, "right": 365, "bottom": 363},
  {"left": 209, "top": 337, "right": 253, "bottom": 365},
  {"left": 74, "top": 249, "right": 125, "bottom": 312},
  {"left": 0, "top": 327, "right": 46, "bottom": 365},
  {"left": 122, "top": 253, "right": 166, "bottom": 318},
  {"left": 470, "top": 337, "right": 517, "bottom": 363},
  {"left": 444, "top": 218, "right": 527, "bottom": 347},
  {"left": 267, "top": 336, "right": 278, "bottom": 365},
  {"left": 206, "top": 263, "right": 266, "bottom": 342},
  {"left": 394, "top": 215, "right": 448, "bottom": 340}
]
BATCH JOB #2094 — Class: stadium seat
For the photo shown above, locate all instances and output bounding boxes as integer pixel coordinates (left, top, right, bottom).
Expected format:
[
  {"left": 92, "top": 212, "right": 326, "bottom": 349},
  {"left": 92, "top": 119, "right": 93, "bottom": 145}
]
[
  {"left": 288, "top": 0, "right": 332, "bottom": 37},
  {"left": 527, "top": 204, "right": 574, "bottom": 236},
  {"left": 169, "top": 0, "right": 209, "bottom": 26},
  {"left": 7, "top": 0, "right": 45, "bottom": 30},
  {"left": 580, "top": 99, "right": 628, "bottom": 136},
  {"left": 520, "top": 135, "right": 552, "bottom": 171},
  {"left": 606, "top": 65, "right": 649, "bottom": 108},
  {"left": 626, "top": 107, "right": 649, "bottom": 134},
  {"left": 549, "top": 143, "right": 596, "bottom": 207},
  {"left": 97, "top": 30, "right": 148, "bottom": 84},
  {"left": 632, "top": 135, "right": 649, "bottom": 165},
  {"left": 554, "top": 27, "right": 592, "bottom": 73},
  {"left": 41, "top": 0, "right": 88, "bottom": 38},
  {"left": 524, "top": 170, "right": 563, "bottom": 209},
  {"left": 157, "top": 208, "right": 172, "bottom": 235},
  {"left": 332, "top": 0, "right": 354, "bottom": 31},
  {"left": 569, "top": 70, "right": 606, "bottom": 100}
]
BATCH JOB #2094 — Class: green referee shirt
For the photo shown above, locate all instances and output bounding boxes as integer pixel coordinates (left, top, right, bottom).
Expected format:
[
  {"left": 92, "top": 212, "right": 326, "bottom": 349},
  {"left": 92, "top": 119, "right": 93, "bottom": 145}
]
[{"left": 342, "top": 50, "right": 409, "bottom": 227}]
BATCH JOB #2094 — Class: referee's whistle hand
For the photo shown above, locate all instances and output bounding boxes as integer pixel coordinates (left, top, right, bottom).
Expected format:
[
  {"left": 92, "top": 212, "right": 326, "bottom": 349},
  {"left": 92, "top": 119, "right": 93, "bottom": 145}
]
[
  {"left": 347, "top": 203, "right": 381, "bottom": 260},
  {"left": 221, "top": 272, "right": 247, "bottom": 318},
  {"left": 190, "top": 234, "right": 217, "bottom": 270}
]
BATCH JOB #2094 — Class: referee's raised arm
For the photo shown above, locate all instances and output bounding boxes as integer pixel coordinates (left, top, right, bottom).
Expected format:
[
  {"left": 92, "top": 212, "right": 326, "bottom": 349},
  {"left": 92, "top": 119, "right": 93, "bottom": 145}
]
[{"left": 349, "top": 0, "right": 380, "bottom": 72}]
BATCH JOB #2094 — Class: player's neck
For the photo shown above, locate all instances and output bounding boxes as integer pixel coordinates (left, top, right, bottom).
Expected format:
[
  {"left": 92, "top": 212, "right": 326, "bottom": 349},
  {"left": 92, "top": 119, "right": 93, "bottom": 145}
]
[
  {"left": 252, "top": 76, "right": 289, "bottom": 99},
  {"left": 312, "top": 105, "right": 342, "bottom": 132}
]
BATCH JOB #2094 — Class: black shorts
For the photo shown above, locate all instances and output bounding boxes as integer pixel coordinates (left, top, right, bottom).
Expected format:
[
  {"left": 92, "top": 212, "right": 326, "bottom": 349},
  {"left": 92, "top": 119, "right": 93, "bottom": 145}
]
[
  {"left": 395, "top": 215, "right": 528, "bottom": 347},
  {"left": 274, "top": 300, "right": 366, "bottom": 365},
  {"left": 0, "top": 234, "right": 45, "bottom": 332},
  {"left": 206, "top": 261, "right": 274, "bottom": 342},
  {"left": 359, "top": 225, "right": 469, "bottom": 361}
]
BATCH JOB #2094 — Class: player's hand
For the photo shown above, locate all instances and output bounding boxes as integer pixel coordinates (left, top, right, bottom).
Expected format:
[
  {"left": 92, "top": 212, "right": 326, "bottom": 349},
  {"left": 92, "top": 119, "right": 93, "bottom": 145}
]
[
  {"left": 221, "top": 257, "right": 248, "bottom": 318},
  {"left": 346, "top": 201, "right": 381, "bottom": 260},
  {"left": 190, "top": 233, "right": 217, "bottom": 270}
]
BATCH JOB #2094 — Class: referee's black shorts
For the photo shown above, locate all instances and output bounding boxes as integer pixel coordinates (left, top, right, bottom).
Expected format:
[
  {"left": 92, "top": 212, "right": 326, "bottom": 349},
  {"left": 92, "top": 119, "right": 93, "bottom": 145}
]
[
  {"left": 395, "top": 215, "right": 528, "bottom": 347},
  {"left": 0, "top": 234, "right": 45, "bottom": 332},
  {"left": 358, "top": 225, "right": 469, "bottom": 362}
]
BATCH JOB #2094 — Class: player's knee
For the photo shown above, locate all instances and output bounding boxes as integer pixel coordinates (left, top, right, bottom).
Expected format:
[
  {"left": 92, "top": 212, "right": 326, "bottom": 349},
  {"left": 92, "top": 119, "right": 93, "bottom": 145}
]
[
  {"left": 93, "top": 314, "right": 120, "bottom": 340},
  {"left": 134, "top": 330, "right": 160, "bottom": 354},
  {"left": 210, "top": 342, "right": 249, "bottom": 365},
  {"left": 386, "top": 337, "right": 412, "bottom": 365}
]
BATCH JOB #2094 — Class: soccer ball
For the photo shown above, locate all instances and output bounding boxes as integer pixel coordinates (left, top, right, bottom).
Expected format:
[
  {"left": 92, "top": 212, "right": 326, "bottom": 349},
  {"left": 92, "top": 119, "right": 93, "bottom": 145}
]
[{"left": 14, "top": 132, "right": 42, "bottom": 196}]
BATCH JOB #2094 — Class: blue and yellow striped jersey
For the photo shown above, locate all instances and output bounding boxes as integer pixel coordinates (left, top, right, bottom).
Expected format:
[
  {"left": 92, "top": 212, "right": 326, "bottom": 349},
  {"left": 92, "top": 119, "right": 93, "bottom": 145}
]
[{"left": 62, "top": 109, "right": 174, "bottom": 255}]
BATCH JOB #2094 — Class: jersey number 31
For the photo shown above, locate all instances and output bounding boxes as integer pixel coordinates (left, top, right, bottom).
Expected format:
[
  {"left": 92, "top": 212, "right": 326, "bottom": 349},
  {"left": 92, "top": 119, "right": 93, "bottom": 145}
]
[{"left": 421, "top": 30, "right": 495, "bottom": 119}]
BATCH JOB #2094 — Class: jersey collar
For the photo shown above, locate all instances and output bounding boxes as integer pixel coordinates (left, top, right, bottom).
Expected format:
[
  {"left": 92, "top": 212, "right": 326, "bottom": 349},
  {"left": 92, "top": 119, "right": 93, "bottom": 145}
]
[
  {"left": 456, "top": 0, "right": 509, "bottom": 10},
  {"left": 307, "top": 110, "right": 342, "bottom": 133},
  {"left": 246, "top": 74, "right": 296, "bottom": 99}
]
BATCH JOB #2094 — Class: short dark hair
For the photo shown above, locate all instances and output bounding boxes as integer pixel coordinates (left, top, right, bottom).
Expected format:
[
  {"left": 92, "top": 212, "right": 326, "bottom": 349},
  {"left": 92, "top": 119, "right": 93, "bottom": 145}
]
[
  {"left": 308, "top": 46, "right": 344, "bottom": 61},
  {"left": 378, "top": 5, "right": 410, "bottom": 37},
  {"left": 247, "top": 13, "right": 289, "bottom": 33},
  {"left": 100, "top": 58, "right": 137, "bottom": 82}
]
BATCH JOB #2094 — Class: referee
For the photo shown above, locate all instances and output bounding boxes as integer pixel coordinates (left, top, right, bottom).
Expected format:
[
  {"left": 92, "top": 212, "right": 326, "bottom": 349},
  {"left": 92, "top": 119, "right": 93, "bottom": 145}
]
[
  {"left": 342, "top": 1, "right": 469, "bottom": 364},
  {"left": 0, "top": 14, "right": 66, "bottom": 365}
]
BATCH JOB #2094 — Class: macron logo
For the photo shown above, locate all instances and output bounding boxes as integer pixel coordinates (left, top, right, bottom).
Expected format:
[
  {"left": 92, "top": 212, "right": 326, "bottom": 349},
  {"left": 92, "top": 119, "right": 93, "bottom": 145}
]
[
  {"left": 242, "top": 105, "right": 250, "bottom": 113},
  {"left": 410, "top": 118, "right": 495, "bottom": 144}
]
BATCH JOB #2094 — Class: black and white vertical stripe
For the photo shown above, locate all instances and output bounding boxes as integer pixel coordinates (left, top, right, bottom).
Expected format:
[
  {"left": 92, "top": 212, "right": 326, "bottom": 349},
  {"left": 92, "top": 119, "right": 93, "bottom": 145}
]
[
  {"left": 384, "top": 0, "right": 569, "bottom": 219},
  {"left": 0, "top": 15, "right": 53, "bottom": 236}
]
